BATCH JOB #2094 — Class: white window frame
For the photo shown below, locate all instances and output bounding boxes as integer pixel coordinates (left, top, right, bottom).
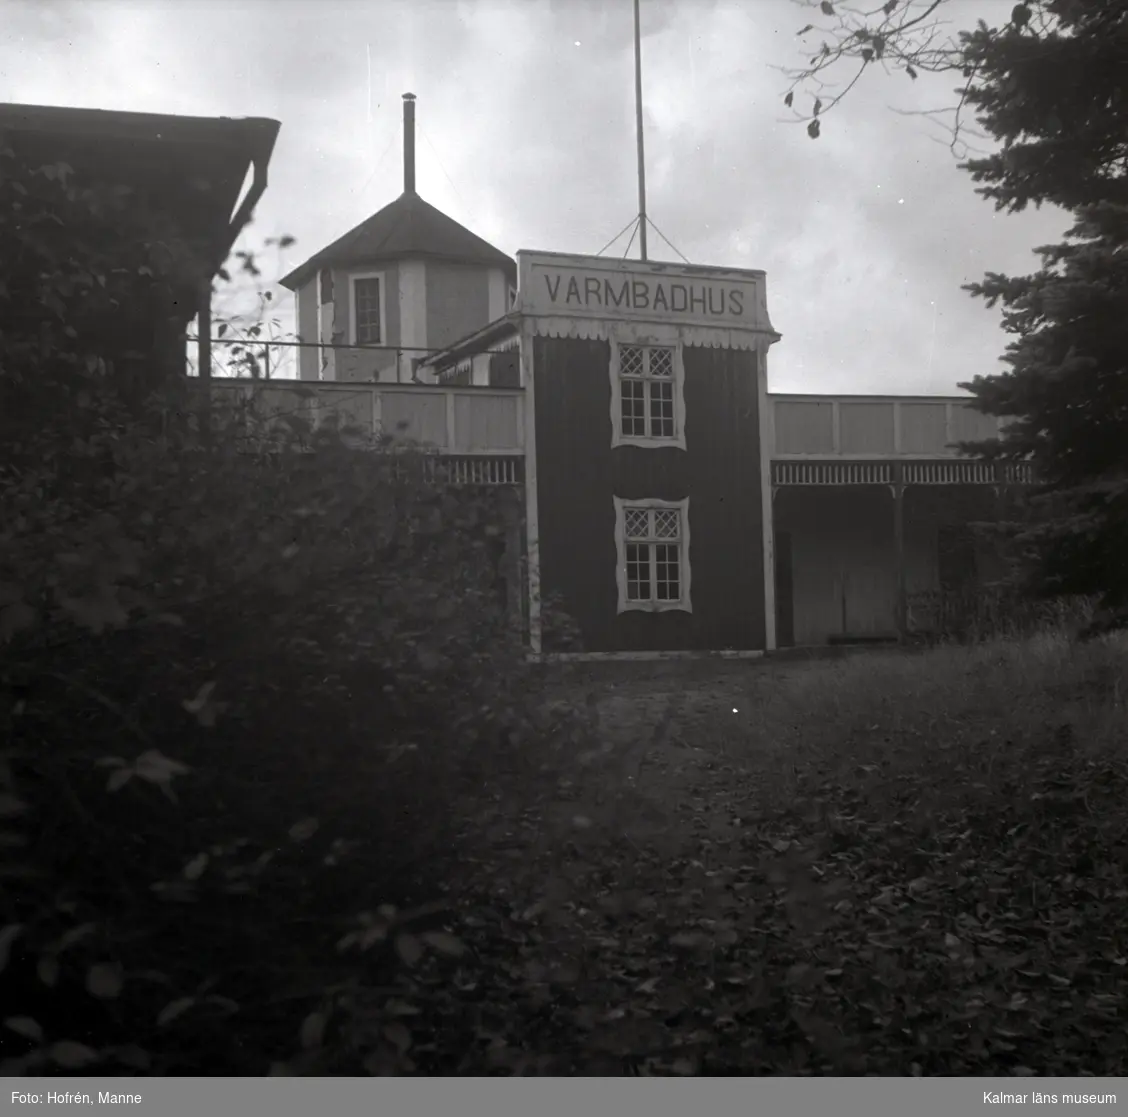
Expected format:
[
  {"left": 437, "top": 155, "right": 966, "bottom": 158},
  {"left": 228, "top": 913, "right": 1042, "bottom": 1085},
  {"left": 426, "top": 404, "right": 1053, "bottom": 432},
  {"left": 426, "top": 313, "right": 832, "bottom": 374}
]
[
  {"left": 508, "top": 284, "right": 518, "bottom": 309},
  {"left": 348, "top": 270, "right": 387, "bottom": 347},
  {"left": 609, "top": 325, "right": 687, "bottom": 450},
  {"left": 613, "top": 496, "right": 692, "bottom": 614}
]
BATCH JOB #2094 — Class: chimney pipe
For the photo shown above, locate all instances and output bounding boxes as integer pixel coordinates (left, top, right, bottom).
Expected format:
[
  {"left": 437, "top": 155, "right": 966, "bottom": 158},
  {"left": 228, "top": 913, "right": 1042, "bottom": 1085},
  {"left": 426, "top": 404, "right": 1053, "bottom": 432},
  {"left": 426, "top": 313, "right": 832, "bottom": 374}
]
[{"left": 403, "top": 92, "right": 416, "bottom": 194}]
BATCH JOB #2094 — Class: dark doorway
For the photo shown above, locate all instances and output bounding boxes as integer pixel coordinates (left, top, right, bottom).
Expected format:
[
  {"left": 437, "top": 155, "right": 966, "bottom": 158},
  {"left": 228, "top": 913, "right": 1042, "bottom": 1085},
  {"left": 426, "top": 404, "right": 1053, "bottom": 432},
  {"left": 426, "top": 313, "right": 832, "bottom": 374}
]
[
  {"left": 774, "top": 529, "right": 794, "bottom": 648},
  {"left": 938, "top": 524, "right": 978, "bottom": 592}
]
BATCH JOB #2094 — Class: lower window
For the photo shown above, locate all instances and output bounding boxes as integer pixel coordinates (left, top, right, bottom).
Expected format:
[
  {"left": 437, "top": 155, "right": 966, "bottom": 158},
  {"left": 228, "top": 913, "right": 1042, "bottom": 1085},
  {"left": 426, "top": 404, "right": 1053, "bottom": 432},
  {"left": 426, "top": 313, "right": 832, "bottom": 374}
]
[{"left": 613, "top": 497, "right": 692, "bottom": 614}]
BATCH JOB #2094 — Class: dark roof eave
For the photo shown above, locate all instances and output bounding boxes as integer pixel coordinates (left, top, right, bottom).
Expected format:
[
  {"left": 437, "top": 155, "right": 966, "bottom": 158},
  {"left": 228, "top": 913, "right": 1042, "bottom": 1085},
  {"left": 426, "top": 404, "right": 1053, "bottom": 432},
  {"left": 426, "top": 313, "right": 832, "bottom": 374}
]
[
  {"left": 0, "top": 103, "right": 280, "bottom": 283},
  {"left": 0, "top": 102, "right": 279, "bottom": 159},
  {"left": 419, "top": 313, "right": 521, "bottom": 370},
  {"left": 212, "top": 127, "right": 280, "bottom": 277}
]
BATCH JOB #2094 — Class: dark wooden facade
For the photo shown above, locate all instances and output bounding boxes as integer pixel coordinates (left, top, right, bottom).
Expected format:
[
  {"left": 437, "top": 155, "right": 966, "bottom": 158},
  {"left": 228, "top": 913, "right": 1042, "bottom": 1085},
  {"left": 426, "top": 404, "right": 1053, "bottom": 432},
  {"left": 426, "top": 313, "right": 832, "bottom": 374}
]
[
  {"left": 413, "top": 262, "right": 1038, "bottom": 657},
  {"left": 533, "top": 336, "right": 766, "bottom": 653}
]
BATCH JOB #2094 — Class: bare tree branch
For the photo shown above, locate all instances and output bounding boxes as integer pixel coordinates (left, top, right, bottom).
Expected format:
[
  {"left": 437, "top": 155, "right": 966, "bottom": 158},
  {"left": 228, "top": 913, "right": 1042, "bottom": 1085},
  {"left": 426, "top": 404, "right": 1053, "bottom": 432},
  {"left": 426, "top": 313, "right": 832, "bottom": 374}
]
[{"left": 776, "top": 0, "right": 1033, "bottom": 151}]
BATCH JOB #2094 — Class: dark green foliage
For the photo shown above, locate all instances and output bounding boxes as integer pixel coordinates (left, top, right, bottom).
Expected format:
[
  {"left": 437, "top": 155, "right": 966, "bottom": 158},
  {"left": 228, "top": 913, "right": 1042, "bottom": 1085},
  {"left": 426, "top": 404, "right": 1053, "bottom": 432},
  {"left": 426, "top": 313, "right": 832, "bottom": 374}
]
[
  {"left": 0, "top": 140, "right": 581, "bottom": 1075},
  {"left": 785, "top": 0, "right": 1127, "bottom": 630},
  {"left": 954, "top": 1, "right": 1128, "bottom": 630}
]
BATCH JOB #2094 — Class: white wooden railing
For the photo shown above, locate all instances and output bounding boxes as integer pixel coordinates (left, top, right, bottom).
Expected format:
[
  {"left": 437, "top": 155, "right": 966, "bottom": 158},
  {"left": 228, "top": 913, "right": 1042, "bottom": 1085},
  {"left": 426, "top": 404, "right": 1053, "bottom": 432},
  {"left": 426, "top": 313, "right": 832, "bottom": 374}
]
[
  {"left": 770, "top": 395, "right": 1008, "bottom": 459},
  {"left": 209, "top": 380, "right": 525, "bottom": 455}
]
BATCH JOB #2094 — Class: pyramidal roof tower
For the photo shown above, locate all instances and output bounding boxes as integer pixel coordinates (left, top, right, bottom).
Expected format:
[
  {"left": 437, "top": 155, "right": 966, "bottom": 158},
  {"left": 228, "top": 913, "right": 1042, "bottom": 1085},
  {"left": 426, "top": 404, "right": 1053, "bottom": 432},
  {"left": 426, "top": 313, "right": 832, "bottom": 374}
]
[
  {"left": 281, "top": 94, "right": 514, "bottom": 289},
  {"left": 282, "top": 94, "right": 516, "bottom": 383}
]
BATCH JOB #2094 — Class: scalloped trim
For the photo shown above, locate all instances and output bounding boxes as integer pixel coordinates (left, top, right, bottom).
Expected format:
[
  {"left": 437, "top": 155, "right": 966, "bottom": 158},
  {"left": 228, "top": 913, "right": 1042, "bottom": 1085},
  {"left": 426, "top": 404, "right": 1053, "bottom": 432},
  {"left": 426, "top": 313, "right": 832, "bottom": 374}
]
[{"left": 527, "top": 315, "right": 769, "bottom": 351}]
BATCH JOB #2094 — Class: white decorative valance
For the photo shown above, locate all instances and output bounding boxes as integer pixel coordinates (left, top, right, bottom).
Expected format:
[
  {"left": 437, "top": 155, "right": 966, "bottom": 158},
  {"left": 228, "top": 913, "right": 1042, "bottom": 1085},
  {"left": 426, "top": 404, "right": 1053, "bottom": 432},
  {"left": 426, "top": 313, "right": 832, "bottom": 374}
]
[
  {"left": 527, "top": 315, "right": 774, "bottom": 351},
  {"left": 771, "top": 460, "right": 1035, "bottom": 487}
]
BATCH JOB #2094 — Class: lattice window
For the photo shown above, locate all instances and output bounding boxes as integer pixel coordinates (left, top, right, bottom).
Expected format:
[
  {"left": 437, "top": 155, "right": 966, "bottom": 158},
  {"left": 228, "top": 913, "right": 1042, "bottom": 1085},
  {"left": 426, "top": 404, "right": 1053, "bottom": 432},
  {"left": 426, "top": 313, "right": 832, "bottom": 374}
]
[
  {"left": 622, "top": 504, "right": 684, "bottom": 604},
  {"left": 618, "top": 344, "right": 677, "bottom": 440},
  {"left": 353, "top": 277, "right": 382, "bottom": 345}
]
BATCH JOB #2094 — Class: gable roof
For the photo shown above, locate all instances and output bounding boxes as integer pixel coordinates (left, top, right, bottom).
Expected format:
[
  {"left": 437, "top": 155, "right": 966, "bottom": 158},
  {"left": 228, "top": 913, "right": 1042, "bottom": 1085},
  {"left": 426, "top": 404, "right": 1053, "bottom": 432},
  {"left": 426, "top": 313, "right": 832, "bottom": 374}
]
[{"left": 280, "top": 190, "right": 516, "bottom": 291}]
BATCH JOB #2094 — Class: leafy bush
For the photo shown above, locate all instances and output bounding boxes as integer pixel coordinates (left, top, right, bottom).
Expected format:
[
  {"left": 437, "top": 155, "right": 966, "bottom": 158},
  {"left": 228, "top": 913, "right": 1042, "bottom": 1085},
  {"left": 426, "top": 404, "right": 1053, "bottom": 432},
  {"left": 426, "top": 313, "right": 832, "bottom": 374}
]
[{"left": 0, "top": 143, "right": 580, "bottom": 1075}]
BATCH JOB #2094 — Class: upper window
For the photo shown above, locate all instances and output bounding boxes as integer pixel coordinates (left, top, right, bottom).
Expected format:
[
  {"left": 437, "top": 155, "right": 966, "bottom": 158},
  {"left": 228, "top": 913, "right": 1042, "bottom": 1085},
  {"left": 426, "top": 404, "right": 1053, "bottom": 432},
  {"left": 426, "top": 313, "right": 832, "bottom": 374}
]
[
  {"left": 508, "top": 285, "right": 518, "bottom": 309},
  {"left": 350, "top": 273, "right": 384, "bottom": 346},
  {"left": 610, "top": 337, "right": 686, "bottom": 450},
  {"left": 613, "top": 497, "right": 692, "bottom": 614}
]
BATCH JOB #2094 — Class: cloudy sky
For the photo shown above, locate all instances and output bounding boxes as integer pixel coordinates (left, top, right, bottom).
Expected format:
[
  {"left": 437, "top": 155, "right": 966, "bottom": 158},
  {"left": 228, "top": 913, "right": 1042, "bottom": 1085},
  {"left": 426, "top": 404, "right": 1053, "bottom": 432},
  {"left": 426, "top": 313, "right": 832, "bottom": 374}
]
[{"left": 5, "top": 0, "right": 1069, "bottom": 394}]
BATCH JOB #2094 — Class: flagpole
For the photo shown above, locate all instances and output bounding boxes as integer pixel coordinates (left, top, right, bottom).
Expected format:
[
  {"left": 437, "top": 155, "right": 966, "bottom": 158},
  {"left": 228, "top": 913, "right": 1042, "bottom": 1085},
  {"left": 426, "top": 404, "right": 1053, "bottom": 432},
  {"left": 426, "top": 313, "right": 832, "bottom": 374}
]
[{"left": 633, "top": 0, "right": 648, "bottom": 261}]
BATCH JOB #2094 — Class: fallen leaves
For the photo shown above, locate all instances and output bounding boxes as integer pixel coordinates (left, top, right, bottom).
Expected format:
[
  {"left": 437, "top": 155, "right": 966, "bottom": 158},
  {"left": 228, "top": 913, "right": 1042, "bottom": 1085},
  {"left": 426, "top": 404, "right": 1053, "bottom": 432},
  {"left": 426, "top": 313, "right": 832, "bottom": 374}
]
[
  {"left": 5, "top": 653, "right": 1122, "bottom": 1077},
  {"left": 49, "top": 1041, "right": 99, "bottom": 1069},
  {"left": 394, "top": 933, "right": 424, "bottom": 967},
  {"left": 428, "top": 663, "right": 1128, "bottom": 1075},
  {"left": 85, "top": 963, "right": 124, "bottom": 1000}
]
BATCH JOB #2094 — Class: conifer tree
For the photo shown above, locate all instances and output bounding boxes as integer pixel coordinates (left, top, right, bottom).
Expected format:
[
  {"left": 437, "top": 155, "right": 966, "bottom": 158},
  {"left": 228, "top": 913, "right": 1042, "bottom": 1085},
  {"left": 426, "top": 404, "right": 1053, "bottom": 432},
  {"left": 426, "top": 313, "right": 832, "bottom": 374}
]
[
  {"left": 956, "top": 2, "right": 1128, "bottom": 627},
  {"left": 787, "top": 1, "right": 1128, "bottom": 626}
]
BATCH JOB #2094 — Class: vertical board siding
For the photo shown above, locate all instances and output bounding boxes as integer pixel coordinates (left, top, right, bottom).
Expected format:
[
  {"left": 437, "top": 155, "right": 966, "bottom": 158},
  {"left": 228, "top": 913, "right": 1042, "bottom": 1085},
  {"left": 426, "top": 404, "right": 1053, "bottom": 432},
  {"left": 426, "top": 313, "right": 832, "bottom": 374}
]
[
  {"left": 317, "top": 386, "right": 374, "bottom": 435},
  {"left": 670, "top": 343, "right": 764, "bottom": 650},
  {"left": 254, "top": 385, "right": 317, "bottom": 429},
  {"left": 534, "top": 337, "right": 765, "bottom": 653},
  {"left": 774, "top": 400, "right": 835, "bottom": 455},
  {"left": 223, "top": 384, "right": 524, "bottom": 454},
  {"left": 771, "top": 399, "right": 1010, "bottom": 460},
  {"left": 425, "top": 262, "right": 491, "bottom": 350},
  {"left": 489, "top": 350, "right": 521, "bottom": 388},
  {"left": 839, "top": 402, "right": 895, "bottom": 455},
  {"left": 772, "top": 484, "right": 1005, "bottom": 644},
  {"left": 899, "top": 402, "right": 949, "bottom": 454},
  {"left": 297, "top": 281, "right": 319, "bottom": 381},
  {"left": 533, "top": 338, "right": 617, "bottom": 650},
  {"left": 380, "top": 390, "right": 448, "bottom": 447},
  {"left": 774, "top": 487, "right": 897, "bottom": 643},
  {"left": 453, "top": 393, "right": 522, "bottom": 452},
  {"left": 949, "top": 402, "right": 1000, "bottom": 444}
]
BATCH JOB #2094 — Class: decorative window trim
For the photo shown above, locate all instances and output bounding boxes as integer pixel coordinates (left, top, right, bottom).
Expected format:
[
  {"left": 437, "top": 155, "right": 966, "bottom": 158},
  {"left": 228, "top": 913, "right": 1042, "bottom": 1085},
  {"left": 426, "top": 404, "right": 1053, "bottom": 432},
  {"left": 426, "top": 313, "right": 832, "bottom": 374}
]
[
  {"left": 348, "top": 270, "right": 386, "bottom": 347},
  {"left": 609, "top": 325, "right": 687, "bottom": 450},
  {"left": 613, "top": 496, "right": 692, "bottom": 614}
]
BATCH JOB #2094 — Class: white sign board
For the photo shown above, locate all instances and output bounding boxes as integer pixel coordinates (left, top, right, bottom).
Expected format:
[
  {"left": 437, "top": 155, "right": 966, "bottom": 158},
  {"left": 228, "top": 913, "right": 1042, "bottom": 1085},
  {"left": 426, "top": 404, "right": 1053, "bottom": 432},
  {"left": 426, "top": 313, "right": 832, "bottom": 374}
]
[{"left": 517, "top": 251, "right": 770, "bottom": 332}]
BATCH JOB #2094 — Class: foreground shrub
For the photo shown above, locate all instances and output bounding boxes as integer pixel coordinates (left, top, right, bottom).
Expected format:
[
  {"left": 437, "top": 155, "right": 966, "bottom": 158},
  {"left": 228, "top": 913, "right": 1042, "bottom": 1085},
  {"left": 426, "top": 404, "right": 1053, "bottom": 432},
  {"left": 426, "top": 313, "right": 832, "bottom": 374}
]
[
  {"left": 0, "top": 143, "right": 583, "bottom": 1074},
  {"left": 0, "top": 373, "right": 576, "bottom": 1072}
]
